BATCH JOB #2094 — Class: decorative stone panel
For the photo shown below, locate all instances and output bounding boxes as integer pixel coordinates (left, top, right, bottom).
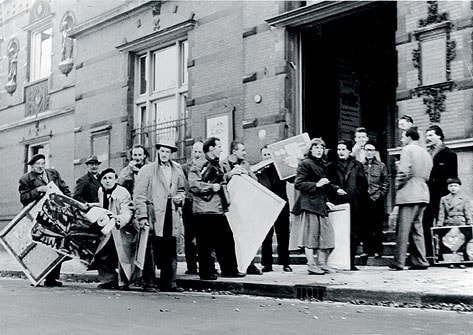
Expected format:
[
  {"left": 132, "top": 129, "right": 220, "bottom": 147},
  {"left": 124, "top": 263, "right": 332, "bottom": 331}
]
[{"left": 25, "top": 79, "right": 49, "bottom": 117}]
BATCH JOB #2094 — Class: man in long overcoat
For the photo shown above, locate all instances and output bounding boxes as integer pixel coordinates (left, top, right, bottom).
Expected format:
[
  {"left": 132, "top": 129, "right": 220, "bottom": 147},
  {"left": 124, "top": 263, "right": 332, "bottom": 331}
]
[
  {"left": 134, "top": 138, "right": 186, "bottom": 292},
  {"left": 94, "top": 168, "right": 134, "bottom": 290},
  {"left": 423, "top": 125, "right": 458, "bottom": 259}
]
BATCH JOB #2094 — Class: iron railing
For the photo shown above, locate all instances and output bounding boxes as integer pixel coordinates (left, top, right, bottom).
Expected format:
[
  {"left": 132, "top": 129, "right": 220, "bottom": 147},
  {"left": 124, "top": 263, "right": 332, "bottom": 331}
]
[{"left": 131, "top": 117, "right": 188, "bottom": 163}]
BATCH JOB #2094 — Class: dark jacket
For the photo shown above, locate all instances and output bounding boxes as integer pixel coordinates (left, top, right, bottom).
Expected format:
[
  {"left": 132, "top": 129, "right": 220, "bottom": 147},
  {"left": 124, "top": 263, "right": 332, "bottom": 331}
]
[
  {"left": 19, "top": 168, "right": 71, "bottom": 206},
  {"left": 189, "top": 155, "right": 230, "bottom": 215},
  {"left": 292, "top": 157, "right": 332, "bottom": 217},
  {"left": 73, "top": 172, "right": 101, "bottom": 203},
  {"left": 255, "top": 163, "right": 288, "bottom": 201},
  {"left": 363, "top": 157, "right": 389, "bottom": 201},
  {"left": 428, "top": 145, "right": 457, "bottom": 212},
  {"left": 328, "top": 156, "right": 368, "bottom": 210}
]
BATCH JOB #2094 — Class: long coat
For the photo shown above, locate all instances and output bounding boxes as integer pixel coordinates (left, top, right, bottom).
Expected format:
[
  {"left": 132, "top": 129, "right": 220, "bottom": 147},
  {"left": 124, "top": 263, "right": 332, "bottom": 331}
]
[
  {"left": 134, "top": 161, "right": 186, "bottom": 237},
  {"left": 95, "top": 185, "right": 135, "bottom": 280},
  {"left": 395, "top": 142, "right": 433, "bottom": 205},
  {"left": 19, "top": 168, "right": 71, "bottom": 206},
  {"left": 328, "top": 156, "right": 368, "bottom": 210},
  {"left": 292, "top": 157, "right": 332, "bottom": 217},
  {"left": 428, "top": 145, "right": 458, "bottom": 215},
  {"left": 73, "top": 172, "right": 101, "bottom": 203}
]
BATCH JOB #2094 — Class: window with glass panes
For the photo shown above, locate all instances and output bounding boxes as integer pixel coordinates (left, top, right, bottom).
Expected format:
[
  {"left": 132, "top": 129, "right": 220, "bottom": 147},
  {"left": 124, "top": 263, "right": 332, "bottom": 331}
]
[
  {"left": 133, "top": 40, "right": 188, "bottom": 153},
  {"left": 30, "top": 27, "right": 52, "bottom": 81}
]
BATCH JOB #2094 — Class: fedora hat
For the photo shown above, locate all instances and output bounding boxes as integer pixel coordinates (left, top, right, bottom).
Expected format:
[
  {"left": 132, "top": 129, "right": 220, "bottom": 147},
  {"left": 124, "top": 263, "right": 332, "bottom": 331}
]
[
  {"left": 28, "top": 153, "right": 45, "bottom": 165},
  {"left": 85, "top": 155, "right": 102, "bottom": 165},
  {"left": 155, "top": 138, "right": 178, "bottom": 153}
]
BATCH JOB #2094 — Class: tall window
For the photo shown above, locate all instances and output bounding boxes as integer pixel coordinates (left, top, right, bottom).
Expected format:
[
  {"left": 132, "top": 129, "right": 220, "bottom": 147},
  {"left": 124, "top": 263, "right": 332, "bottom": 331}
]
[
  {"left": 30, "top": 27, "right": 52, "bottom": 81},
  {"left": 133, "top": 40, "right": 188, "bottom": 157}
]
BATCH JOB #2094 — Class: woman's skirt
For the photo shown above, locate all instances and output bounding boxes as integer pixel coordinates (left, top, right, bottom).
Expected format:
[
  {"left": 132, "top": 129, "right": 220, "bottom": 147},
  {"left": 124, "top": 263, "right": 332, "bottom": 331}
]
[{"left": 289, "top": 211, "right": 334, "bottom": 250}]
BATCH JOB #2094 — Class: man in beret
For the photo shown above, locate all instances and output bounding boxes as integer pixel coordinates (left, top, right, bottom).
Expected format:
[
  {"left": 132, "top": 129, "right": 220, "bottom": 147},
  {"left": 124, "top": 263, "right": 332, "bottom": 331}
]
[
  {"left": 73, "top": 155, "right": 102, "bottom": 205},
  {"left": 93, "top": 168, "right": 134, "bottom": 290},
  {"left": 134, "top": 138, "right": 186, "bottom": 292},
  {"left": 18, "top": 153, "right": 72, "bottom": 287}
]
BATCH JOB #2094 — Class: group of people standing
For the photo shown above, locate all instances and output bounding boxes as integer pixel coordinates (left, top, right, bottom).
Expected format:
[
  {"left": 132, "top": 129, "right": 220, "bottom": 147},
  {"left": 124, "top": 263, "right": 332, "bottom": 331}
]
[
  {"left": 17, "top": 116, "right": 464, "bottom": 289},
  {"left": 18, "top": 136, "right": 294, "bottom": 290}
]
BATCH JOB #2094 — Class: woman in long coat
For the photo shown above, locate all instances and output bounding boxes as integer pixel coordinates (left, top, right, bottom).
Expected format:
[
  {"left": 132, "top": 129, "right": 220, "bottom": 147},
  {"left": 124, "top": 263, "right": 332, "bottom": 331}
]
[{"left": 290, "top": 138, "right": 337, "bottom": 275}]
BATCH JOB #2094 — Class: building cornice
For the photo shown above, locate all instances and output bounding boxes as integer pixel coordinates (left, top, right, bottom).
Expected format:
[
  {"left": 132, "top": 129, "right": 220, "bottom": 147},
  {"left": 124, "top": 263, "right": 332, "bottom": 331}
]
[
  {"left": 116, "top": 19, "right": 197, "bottom": 53},
  {"left": 69, "top": 1, "right": 161, "bottom": 39},
  {"left": 0, "top": 106, "right": 74, "bottom": 133},
  {"left": 265, "top": 1, "right": 381, "bottom": 28}
]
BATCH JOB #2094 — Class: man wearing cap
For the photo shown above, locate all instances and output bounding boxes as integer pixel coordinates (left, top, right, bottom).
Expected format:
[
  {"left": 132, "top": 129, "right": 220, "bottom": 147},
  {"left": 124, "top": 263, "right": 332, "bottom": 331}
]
[
  {"left": 93, "top": 168, "right": 134, "bottom": 290},
  {"left": 118, "top": 144, "right": 149, "bottom": 196},
  {"left": 73, "top": 155, "right": 102, "bottom": 204},
  {"left": 134, "top": 138, "right": 186, "bottom": 292},
  {"left": 18, "top": 153, "right": 72, "bottom": 287}
]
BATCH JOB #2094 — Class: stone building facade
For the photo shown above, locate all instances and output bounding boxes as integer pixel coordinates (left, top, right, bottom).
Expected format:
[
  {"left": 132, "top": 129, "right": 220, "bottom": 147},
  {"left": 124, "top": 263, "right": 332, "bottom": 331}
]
[{"left": 0, "top": 0, "right": 472, "bottom": 227}]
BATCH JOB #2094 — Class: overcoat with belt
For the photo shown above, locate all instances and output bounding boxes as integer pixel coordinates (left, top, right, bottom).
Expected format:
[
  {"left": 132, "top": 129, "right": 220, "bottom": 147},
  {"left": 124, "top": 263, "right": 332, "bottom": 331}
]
[{"left": 134, "top": 160, "right": 186, "bottom": 237}]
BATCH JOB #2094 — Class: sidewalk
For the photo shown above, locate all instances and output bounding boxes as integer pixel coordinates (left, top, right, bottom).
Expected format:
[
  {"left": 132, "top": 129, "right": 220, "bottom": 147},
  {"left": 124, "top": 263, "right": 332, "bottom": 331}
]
[{"left": 1, "top": 250, "right": 472, "bottom": 306}]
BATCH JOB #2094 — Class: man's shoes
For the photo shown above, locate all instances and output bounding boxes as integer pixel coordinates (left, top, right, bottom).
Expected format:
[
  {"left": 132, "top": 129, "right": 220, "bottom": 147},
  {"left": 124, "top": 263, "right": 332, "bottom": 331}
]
[
  {"left": 388, "top": 264, "right": 404, "bottom": 271},
  {"left": 246, "top": 265, "right": 262, "bottom": 275},
  {"left": 44, "top": 280, "right": 63, "bottom": 287},
  {"left": 118, "top": 285, "right": 129, "bottom": 291},
  {"left": 221, "top": 271, "right": 246, "bottom": 278},
  {"left": 350, "top": 266, "right": 360, "bottom": 271},
  {"left": 283, "top": 265, "right": 293, "bottom": 272},
  {"left": 161, "top": 286, "right": 185, "bottom": 293},
  {"left": 142, "top": 285, "right": 158, "bottom": 293},
  {"left": 97, "top": 281, "right": 117, "bottom": 289},
  {"left": 185, "top": 269, "right": 199, "bottom": 275},
  {"left": 408, "top": 265, "right": 428, "bottom": 270},
  {"left": 261, "top": 265, "right": 273, "bottom": 272},
  {"left": 200, "top": 274, "right": 218, "bottom": 280}
]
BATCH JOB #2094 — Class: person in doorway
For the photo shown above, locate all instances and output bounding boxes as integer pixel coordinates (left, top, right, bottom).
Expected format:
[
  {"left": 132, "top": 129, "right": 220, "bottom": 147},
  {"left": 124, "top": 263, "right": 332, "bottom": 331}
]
[
  {"left": 256, "top": 146, "right": 292, "bottom": 272},
  {"left": 328, "top": 139, "right": 368, "bottom": 270},
  {"left": 181, "top": 141, "right": 204, "bottom": 275},
  {"left": 93, "top": 168, "right": 134, "bottom": 290},
  {"left": 389, "top": 127, "right": 432, "bottom": 271},
  {"left": 423, "top": 125, "right": 458, "bottom": 260},
  {"left": 290, "top": 138, "right": 338, "bottom": 275},
  {"left": 188, "top": 137, "right": 246, "bottom": 280},
  {"left": 361, "top": 140, "right": 389, "bottom": 259},
  {"left": 222, "top": 141, "right": 262, "bottom": 275},
  {"left": 134, "top": 138, "right": 186, "bottom": 292},
  {"left": 117, "top": 144, "right": 149, "bottom": 196},
  {"left": 73, "top": 155, "right": 102, "bottom": 204},
  {"left": 18, "top": 153, "right": 72, "bottom": 287}
]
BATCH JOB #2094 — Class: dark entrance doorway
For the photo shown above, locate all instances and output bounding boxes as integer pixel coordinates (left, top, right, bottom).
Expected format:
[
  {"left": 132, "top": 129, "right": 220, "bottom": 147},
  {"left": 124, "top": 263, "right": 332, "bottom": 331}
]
[{"left": 301, "top": 2, "right": 397, "bottom": 161}]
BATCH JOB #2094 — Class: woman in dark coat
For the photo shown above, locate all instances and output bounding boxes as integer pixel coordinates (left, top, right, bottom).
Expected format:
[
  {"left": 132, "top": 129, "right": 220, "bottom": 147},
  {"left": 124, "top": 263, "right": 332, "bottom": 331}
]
[{"left": 290, "top": 138, "right": 338, "bottom": 275}]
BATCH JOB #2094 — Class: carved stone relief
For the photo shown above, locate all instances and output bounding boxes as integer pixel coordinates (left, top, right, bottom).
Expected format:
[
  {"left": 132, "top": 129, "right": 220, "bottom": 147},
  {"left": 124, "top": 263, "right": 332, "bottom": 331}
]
[{"left": 5, "top": 39, "right": 19, "bottom": 95}]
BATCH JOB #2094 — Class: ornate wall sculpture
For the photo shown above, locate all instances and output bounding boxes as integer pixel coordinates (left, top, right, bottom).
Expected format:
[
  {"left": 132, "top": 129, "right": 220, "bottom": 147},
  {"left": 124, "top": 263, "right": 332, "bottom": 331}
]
[
  {"left": 58, "top": 12, "right": 75, "bottom": 76},
  {"left": 5, "top": 39, "right": 19, "bottom": 95},
  {"left": 412, "top": 0, "right": 456, "bottom": 123}
]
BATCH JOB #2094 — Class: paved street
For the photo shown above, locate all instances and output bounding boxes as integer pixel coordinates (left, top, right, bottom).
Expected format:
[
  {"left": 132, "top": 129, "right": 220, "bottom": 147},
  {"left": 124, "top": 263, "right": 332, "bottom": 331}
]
[{"left": 0, "top": 278, "right": 472, "bottom": 335}]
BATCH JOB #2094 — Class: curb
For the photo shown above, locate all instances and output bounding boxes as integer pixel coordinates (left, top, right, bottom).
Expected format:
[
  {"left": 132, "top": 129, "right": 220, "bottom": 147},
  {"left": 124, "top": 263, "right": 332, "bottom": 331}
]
[{"left": 2, "top": 270, "right": 473, "bottom": 306}]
